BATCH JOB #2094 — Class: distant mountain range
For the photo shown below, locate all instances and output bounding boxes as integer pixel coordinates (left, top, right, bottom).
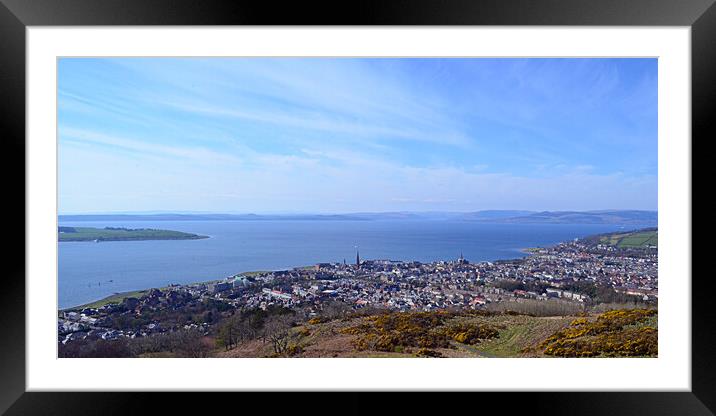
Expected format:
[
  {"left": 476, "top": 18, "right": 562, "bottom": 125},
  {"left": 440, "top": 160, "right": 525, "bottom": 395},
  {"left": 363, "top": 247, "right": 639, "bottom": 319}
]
[
  {"left": 59, "top": 210, "right": 657, "bottom": 226},
  {"left": 483, "top": 210, "right": 657, "bottom": 225},
  {"left": 455, "top": 210, "right": 535, "bottom": 220}
]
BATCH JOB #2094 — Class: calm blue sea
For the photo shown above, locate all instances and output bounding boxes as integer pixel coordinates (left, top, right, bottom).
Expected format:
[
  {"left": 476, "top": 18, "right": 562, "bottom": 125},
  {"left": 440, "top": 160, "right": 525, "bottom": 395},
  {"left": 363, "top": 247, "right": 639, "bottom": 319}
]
[{"left": 57, "top": 220, "right": 630, "bottom": 309}]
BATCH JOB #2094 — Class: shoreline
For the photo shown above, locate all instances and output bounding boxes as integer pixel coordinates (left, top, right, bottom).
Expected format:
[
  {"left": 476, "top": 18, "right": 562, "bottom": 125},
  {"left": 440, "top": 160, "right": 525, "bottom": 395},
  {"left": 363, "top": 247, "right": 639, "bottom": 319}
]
[
  {"left": 59, "top": 235, "right": 210, "bottom": 243},
  {"left": 60, "top": 246, "right": 553, "bottom": 311},
  {"left": 60, "top": 227, "right": 655, "bottom": 311},
  {"left": 61, "top": 252, "right": 541, "bottom": 311},
  {"left": 518, "top": 247, "right": 541, "bottom": 254},
  {"left": 58, "top": 225, "right": 209, "bottom": 243},
  {"left": 62, "top": 271, "right": 275, "bottom": 311},
  {"left": 62, "top": 278, "right": 223, "bottom": 311}
]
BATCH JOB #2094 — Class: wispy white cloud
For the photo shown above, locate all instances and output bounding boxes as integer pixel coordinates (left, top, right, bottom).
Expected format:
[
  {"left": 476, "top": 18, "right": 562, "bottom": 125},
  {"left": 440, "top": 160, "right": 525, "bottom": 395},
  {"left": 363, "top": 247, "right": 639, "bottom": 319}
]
[
  {"left": 57, "top": 58, "right": 657, "bottom": 213},
  {"left": 59, "top": 127, "right": 243, "bottom": 166},
  {"left": 155, "top": 100, "right": 472, "bottom": 148},
  {"left": 59, "top": 133, "right": 656, "bottom": 214}
]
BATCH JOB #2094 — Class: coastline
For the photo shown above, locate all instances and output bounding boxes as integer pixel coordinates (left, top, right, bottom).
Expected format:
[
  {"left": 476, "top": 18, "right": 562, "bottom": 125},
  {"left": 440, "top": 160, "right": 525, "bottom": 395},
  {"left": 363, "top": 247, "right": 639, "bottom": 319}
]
[
  {"left": 63, "top": 278, "right": 223, "bottom": 311},
  {"left": 518, "top": 247, "right": 541, "bottom": 254},
  {"left": 59, "top": 235, "right": 209, "bottom": 243},
  {"left": 58, "top": 226, "right": 209, "bottom": 242},
  {"left": 62, "top": 271, "right": 273, "bottom": 311},
  {"left": 61, "top": 251, "right": 543, "bottom": 311},
  {"left": 61, "top": 244, "right": 563, "bottom": 311},
  {"left": 60, "top": 227, "right": 654, "bottom": 311}
]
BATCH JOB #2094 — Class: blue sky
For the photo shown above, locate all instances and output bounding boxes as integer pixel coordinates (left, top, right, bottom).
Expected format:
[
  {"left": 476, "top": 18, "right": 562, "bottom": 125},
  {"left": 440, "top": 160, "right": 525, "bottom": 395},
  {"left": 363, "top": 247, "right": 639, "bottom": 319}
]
[{"left": 58, "top": 58, "right": 657, "bottom": 214}]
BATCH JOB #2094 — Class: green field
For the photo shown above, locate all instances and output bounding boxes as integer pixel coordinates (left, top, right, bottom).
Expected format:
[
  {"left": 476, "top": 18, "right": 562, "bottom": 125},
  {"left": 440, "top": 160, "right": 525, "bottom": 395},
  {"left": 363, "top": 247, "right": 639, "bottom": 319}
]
[
  {"left": 58, "top": 226, "right": 208, "bottom": 242},
  {"left": 72, "top": 289, "right": 150, "bottom": 309},
  {"left": 616, "top": 231, "right": 658, "bottom": 248},
  {"left": 599, "top": 229, "right": 657, "bottom": 248}
]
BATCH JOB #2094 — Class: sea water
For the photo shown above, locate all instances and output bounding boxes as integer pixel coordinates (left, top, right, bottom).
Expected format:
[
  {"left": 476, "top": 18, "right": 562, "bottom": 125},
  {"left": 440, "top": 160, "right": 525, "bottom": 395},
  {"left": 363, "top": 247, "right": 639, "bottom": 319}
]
[{"left": 57, "top": 220, "right": 629, "bottom": 309}]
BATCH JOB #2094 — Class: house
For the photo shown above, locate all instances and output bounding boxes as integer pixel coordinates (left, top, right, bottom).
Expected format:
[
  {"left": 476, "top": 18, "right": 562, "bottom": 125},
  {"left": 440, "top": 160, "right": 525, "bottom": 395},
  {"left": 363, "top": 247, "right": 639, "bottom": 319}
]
[
  {"left": 64, "top": 311, "right": 80, "bottom": 321},
  {"left": 208, "top": 282, "right": 231, "bottom": 293},
  {"left": 545, "top": 288, "right": 562, "bottom": 298},
  {"left": 123, "top": 297, "right": 139, "bottom": 310}
]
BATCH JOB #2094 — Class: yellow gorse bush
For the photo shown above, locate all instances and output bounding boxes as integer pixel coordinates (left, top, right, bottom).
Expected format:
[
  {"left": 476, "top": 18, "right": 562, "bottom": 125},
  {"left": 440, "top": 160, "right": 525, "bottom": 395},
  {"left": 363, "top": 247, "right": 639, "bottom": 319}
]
[
  {"left": 540, "top": 309, "right": 657, "bottom": 357},
  {"left": 307, "top": 317, "right": 327, "bottom": 325},
  {"left": 339, "top": 311, "right": 501, "bottom": 352}
]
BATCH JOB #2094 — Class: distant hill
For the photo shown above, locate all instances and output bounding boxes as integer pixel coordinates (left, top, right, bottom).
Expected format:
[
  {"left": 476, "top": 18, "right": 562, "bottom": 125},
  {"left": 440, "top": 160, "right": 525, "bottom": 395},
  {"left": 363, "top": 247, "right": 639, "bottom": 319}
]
[
  {"left": 59, "top": 210, "right": 657, "bottom": 226},
  {"left": 59, "top": 213, "right": 371, "bottom": 222},
  {"left": 59, "top": 212, "right": 454, "bottom": 222},
  {"left": 457, "top": 210, "right": 535, "bottom": 220},
  {"left": 58, "top": 226, "right": 208, "bottom": 242},
  {"left": 484, "top": 210, "right": 657, "bottom": 226}
]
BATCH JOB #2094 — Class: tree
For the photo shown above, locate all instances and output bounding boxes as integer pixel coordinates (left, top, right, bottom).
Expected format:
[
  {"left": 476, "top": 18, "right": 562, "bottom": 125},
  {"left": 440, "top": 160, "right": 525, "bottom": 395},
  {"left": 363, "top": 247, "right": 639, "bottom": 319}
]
[
  {"left": 175, "top": 329, "right": 212, "bottom": 358},
  {"left": 217, "top": 316, "right": 252, "bottom": 350},
  {"left": 322, "top": 301, "right": 351, "bottom": 320},
  {"left": 203, "top": 310, "right": 214, "bottom": 324},
  {"left": 59, "top": 338, "right": 135, "bottom": 358},
  {"left": 264, "top": 315, "right": 293, "bottom": 355}
]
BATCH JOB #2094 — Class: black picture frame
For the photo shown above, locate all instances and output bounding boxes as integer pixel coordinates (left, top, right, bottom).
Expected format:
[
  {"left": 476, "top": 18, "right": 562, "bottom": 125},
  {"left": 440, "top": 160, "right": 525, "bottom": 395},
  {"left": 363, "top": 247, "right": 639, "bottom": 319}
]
[{"left": 0, "top": 0, "right": 710, "bottom": 414}]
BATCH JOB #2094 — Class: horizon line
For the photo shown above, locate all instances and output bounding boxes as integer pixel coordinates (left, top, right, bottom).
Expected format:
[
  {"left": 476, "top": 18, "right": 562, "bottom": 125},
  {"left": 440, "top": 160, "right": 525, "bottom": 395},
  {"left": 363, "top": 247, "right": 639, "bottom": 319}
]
[{"left": 58, "top": 208, "right": 659, "bottom": 216}]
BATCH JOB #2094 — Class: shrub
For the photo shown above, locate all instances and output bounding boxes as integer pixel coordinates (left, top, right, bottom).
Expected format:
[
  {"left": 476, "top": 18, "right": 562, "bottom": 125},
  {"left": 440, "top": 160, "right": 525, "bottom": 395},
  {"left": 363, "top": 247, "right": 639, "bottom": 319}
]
[
  {"left": 415, "top": 348, "right": 443, "bottom": 358},
  {"left": 433, "top": 322, "right": 501, "bottom": 345},
  {"left": 540, "top": 309, "right": 657, "bottom": 357},
  {"left": 285, "top": 343, "right": 304, "bottom": 356},
  {"left": 487, "top": 299, "right": 584, "bottom": 317},
  {"left": 339, "top": 311, "right": 500, "bottom": 352}
]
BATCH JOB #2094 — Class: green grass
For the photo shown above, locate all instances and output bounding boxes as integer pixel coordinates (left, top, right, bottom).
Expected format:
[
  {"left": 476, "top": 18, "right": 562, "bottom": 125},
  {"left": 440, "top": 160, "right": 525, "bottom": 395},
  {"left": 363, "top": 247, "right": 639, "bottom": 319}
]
[
  {"left": 617, "top": 231, "right": 658, "bottom": 248},
  {"left": 466, "top": 315, "right": 573, "bottom": 357},
  {"left": 625, "top": 313, "right": 658, "bottom": 330},
  {"left": 240, "top": 270, "right": 271, "bottom": 277},
  {"left": 58, "top": 226, "right": 208, "bottom": 242},
  {"left": 599, "top": 230, "right": 657, "bottom": 248},
  {"left": 69, "top": 289, "right": 150, "bottom": 310},
  {"left": 600, "top": 234, "right": 627, "bottom": 245},
  {"left": 474, "top": 323, "right": 535, "bottom": 357}
]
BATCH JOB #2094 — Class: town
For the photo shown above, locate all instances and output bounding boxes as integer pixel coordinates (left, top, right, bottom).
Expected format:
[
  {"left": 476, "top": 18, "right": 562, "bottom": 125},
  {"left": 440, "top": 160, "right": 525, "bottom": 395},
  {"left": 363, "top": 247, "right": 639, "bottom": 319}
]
[{"left": 58, "top": 231, "right": 657, "bottom": 349}]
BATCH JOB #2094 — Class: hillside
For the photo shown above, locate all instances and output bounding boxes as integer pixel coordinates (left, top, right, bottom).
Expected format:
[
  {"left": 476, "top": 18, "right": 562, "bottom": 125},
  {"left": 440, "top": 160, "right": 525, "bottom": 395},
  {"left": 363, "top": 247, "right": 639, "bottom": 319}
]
[
  {"left": 492, "top": 210, "right": 657, "bottom": 226},
  {"left": 214, "top": 309, "right": 657, "bottom": 358},
  {"left": 584, "top": 228, "right": 658, "bottom": 248},
  {"left": 59, "top": 210, "right": 656, "bottom": 226},
  {"left": 456, "top": 210, "right": 535, "bottom": 220},
  {"left": 609, "top": 230, "right": 658, "bottom": 248}
]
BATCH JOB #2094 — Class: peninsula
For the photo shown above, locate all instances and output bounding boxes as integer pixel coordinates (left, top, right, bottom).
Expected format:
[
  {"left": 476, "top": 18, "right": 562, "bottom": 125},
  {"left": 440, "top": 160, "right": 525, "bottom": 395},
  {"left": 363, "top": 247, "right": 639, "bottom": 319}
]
[{"left": 58, "top": 226, "right": 208, "bottom": 242}]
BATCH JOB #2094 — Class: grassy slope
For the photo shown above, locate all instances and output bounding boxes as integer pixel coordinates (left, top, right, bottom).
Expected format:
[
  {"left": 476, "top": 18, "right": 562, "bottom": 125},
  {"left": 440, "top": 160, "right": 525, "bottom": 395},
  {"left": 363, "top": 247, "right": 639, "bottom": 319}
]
[
  {"left": 73, "top": 289, "right": 150, "bottom": 310},
  {"left": 469, "top": 315, "right": 573, "bottom": 357},
  {"left": 216, "top": 314, "right": 576, "bottom": 358},
  {"left": 59, "top": 227, "right": 207, "bottom": 242},
  {"left": 617, "top": 231, "right": 658, "bottom": 248},
  {"left": 215, "top": 310, "right": 657, "bottom": 358},
  {"left": 599, "top": 229, "right": 657, "bottom": 248}
]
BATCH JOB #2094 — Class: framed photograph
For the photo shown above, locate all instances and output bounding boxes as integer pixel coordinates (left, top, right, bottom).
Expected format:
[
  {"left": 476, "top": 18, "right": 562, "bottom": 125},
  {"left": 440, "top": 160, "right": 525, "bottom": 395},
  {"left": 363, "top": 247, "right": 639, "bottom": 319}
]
[{"left": 2, "top": 0, "right": 710, "bottom": 414}]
